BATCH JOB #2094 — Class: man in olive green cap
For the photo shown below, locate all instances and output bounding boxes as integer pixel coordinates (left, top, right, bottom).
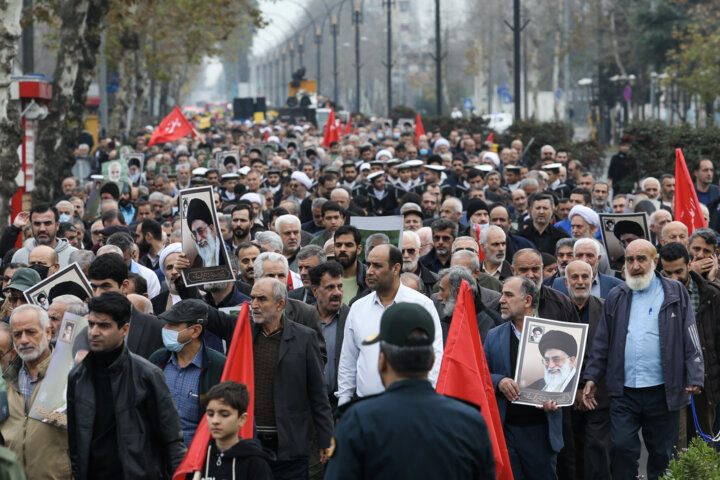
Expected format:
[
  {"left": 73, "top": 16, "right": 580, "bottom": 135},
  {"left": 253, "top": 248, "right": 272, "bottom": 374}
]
[
  {"left": 3, "top": 268, "right": 42, "bottom": 310},
  {"left": 325, "top": 302, "right": 495, "bottom": 479}
]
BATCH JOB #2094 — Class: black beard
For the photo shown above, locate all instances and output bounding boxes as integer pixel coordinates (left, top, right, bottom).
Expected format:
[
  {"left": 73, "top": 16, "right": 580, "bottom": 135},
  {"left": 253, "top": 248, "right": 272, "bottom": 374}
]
[
  {"left": 336, "top": 251, "right": 357, "bottom": 269},
  {"left": 233, "top": 226, "right": 248, "bottom": 240}
]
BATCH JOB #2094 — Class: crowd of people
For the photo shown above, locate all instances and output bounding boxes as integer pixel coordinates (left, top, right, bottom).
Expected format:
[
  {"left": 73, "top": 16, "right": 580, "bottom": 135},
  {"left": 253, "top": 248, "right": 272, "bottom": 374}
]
[{"left": 0, "top": 115, "right": 714, "bottom": 480}]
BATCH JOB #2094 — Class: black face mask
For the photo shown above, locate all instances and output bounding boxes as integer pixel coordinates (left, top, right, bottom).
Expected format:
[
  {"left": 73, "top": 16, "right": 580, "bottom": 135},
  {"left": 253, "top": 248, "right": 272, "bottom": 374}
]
[{"left": 29, "top": 264, "right": 50, "bottom": 280}]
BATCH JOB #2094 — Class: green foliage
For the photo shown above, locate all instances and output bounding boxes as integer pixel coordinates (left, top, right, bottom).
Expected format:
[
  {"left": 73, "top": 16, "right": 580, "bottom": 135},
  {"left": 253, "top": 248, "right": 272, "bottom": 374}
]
[
  {"left": 623, "top": 120, "right": 720, "bottom": 177},
  {"left": 420, "top": 116, "right": 490, "bottom": 138},
  {"left": 662, "top": 437, "right": 720, "bottom": 480}
]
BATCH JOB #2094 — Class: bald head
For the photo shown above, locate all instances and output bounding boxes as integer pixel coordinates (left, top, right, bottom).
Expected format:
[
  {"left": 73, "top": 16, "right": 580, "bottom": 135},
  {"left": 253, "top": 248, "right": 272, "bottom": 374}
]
[
  {"left": 28, "top": 245, "right": 60, "bottom": 276},
  {"left": 127, "top": 294, "right": 153, "bottom": 314},
  {"left": 661, "top": 221, "right": 689, "bottom": 247},
  {"left": 626, "top": 239, "right": 657, "bottom": 259}
]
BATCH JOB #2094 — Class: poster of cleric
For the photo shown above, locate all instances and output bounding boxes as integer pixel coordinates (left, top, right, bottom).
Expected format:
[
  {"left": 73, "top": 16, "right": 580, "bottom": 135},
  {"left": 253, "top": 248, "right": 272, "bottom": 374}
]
[
  {"left": 513, "top": 316, "right": 588, "bottom": 407},
  {"left": 179, "top": 186, "right": 235, "bottom": 287}
]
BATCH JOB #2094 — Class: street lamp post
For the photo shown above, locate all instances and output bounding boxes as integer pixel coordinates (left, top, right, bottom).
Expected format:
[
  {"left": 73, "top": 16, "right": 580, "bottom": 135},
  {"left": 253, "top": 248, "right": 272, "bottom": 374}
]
[
  {"left": 290, "top": 43, "right": 295, "bottom": 72},
  {"left": 331, "top": 14, "right": 339, "bottom": 103},
  {"left": 275, "top": 52, "right": 281, "bottom": 106},
  {"left": 353, "top": 1, "right": 362, "bottom": 113},
  {"left": 281, "top": 47, "right": 287, "bottom": 105},
  {"left": 315, "top": 27, "right": 322, "bottom": 96},
  {"left": 434, "top": 0, "right": 442, "bottom": 116},
  {"left": 298, "top": 37, "right": 304, "bottom": 68},
  {"left": 383, "top": 0, "right": 394, "bottom": 117}
]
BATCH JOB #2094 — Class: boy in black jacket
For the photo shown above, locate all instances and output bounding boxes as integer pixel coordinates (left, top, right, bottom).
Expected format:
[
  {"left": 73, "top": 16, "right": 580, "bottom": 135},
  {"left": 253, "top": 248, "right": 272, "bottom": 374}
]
[{"left": 202, "top": 381, "right": 274, "bottom": 480}]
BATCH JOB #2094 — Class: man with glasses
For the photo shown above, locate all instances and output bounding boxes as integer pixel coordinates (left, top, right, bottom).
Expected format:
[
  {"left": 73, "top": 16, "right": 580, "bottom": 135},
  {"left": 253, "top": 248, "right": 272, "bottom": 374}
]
[
  {"left": 420, "top": 218, "right": 457, "bottom": 274},
  {"left": 401, "top": 231, "right": 438, "bottom": 296}
]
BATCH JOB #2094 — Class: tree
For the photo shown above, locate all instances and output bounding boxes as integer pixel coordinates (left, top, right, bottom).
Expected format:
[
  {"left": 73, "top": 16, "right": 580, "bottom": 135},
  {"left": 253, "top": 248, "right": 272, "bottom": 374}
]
[
  {"left": 0, "top": 0, "right": 24, "bottom": 229},
  {"left": 33, "top": 0, "right": 111, "bottom": 204}
]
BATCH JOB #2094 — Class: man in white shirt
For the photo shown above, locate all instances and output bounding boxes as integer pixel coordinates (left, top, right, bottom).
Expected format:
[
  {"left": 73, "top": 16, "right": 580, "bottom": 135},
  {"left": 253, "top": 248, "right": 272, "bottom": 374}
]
[{"left": 336, "top": 244, "right": 443, "bottom": 405}]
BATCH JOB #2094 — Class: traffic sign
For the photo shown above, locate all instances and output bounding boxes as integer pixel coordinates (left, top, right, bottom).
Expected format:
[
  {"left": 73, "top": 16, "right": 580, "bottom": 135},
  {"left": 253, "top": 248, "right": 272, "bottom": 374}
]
[
  {"left": 623, "top": 86, "right": 632, "bottom": 101},
  {"left": 463, "top": 98, "right": 474, "bottom": 110},
  {"left": 555, "top": 89, "right": 562, "bottom": 99}
]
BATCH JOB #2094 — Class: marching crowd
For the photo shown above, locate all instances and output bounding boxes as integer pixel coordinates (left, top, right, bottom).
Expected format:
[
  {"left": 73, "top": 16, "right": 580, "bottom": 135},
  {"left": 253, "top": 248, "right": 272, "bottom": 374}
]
[{"left": 0, "top": 116, "right": 715, "bottom": 480}]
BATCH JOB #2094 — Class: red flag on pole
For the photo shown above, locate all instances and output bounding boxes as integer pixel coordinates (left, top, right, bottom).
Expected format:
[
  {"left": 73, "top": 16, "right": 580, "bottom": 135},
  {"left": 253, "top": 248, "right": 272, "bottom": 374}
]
[
  {"left": 415, "top": 113, "right": 425, "bottom": 147},
  {"left": 263, "top": 129, "right": 269, "bottom": 142},
  {"left": 474, "top": 225, "right": 486, "bottom": 264},
  {"left": 148, "top": 106, "right": 196, "bottom": 146},
  {"left": 486, "top": 133, "right": 494, "bottom": 144},
  {"left": 675, "top": 148, "right": 707, "bottom": 234},
  {"left": 322, "top": 108, "right": 340, "bottom": 147},
  {"left": 343, "top": 115, "right": 352, "bottom": 135},
  {"left": 173, "top": 303, "right": 255, "bottom": 479},
  {"left": 436, "top": 281, "right": 513, "bottom": 480}
]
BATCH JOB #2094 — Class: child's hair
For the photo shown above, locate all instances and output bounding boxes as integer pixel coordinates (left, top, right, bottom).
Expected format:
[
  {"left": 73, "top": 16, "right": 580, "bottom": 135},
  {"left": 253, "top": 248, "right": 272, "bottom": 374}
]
[{"left": 204, "top": 381, "right": 250, "bottom": 414}]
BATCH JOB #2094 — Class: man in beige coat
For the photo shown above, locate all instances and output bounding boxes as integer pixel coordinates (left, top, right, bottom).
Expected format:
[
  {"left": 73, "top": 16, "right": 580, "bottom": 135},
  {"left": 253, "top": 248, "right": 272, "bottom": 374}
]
[{"left": 0, "top": 304, "right": 71, "bottom": 479}]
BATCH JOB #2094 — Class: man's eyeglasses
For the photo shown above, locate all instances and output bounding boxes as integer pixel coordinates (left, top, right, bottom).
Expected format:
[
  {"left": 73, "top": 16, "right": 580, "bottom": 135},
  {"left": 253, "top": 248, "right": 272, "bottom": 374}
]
[{"left": 402, "top": 248, "right": 416, "bottom": 255}]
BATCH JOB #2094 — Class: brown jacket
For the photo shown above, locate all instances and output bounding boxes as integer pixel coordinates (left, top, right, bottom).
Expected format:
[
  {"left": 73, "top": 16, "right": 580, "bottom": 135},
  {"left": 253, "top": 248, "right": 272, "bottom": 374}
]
[{"left": 0, "top": 354, "right": 72, "bottom": 479}]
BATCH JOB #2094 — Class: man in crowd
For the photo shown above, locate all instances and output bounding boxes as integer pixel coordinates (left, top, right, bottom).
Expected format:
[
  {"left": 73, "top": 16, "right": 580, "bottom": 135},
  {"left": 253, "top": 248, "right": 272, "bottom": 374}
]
[
  {"left": 478, "top": 225, "right": 512, "bottom": 281},
  {"left": 333, "top": 225, "right": 369, "bottom": 305},
  {"left": 401, "top": 230, "right": 439, "bottom": 296},
  {"left": 249, "top": 277, "right": 333, "bottom": 477},
  {"left": 67, "top": 292, "right": 186, "bottom": 479},
  {"left": 337, "top": 245, "right": 443, "bottom": 405},
  {"left": 485, "top": 276, "right": 563, "bottom": 479},
  {"left": 583, "top": 239, "right": 704, "bottom": 479},
  {"left": 517, "top": 194, "right": 570, "bottom": 255},
  {"left": 289, "top": 245, "right": 326, "bottom": 304},
  {"left": 0, "top": 305, "right": 71, "bottom": 479},
  {"left": 12, "top": 204, "right": 78, "bottom": 267},
  {"left": 421, "top": 218, "right": 457, "bottom": 273}
]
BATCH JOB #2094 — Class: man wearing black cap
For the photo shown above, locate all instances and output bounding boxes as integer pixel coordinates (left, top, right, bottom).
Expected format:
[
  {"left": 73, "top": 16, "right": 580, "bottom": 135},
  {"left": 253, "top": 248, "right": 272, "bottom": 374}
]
[
  {"left": 361, "top": 171, "right": 398, "bottom": 216},
  {"left": 326, "top": 302, "right": 495, "bottom": 479},
  {"left": 186, "top": 198, "right": 226, "bottom": 268},
  {"left": 528, "top": 330, "right": 578, "bottom": 392},
  {"left": 149, "top": 299, "right": 226, "bottom": 447}
]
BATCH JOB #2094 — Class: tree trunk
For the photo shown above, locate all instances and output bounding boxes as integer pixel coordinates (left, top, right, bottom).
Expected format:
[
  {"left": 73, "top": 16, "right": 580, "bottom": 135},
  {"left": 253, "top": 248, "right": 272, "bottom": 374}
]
[
  {"left": 108, "top": 47, "right": 133, "bottom": 135},
  {"left": 131, "top": 50, "right": 150, "bottom": 133},
  {"left": 551, "top": 0, "right": 562, "bottom": 120},
  {"left": 0, "top": 0, "right": 23, "bottom": 229},
  {"left": 34, "top": 0, "right": 110, "bottom": 204}
]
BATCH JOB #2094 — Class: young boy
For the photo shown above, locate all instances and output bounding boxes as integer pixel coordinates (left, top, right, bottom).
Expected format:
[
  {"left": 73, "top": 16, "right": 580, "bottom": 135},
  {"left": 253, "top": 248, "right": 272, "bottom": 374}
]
[{"left": 203, "top": 381, "right": 274, "bottom": 480}]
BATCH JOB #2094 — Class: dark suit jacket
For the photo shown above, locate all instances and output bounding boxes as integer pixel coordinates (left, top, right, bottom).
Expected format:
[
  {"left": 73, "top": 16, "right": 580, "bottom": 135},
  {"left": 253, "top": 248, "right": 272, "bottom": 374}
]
[
  {"left": 127, "top": 306, "right": 165, "bottom": 359},
  {"left": 328, "top": 305, "right": 349, "bottom": 395},
  {"left": 252, "top": 317, "right": 333, "bottom": 460},
  {"left": 551, "top": 272, "right": 623, "bottom": 300},
  {"left": 285, "top": 298, "right": 327, "bottom": 362},
  {"left": 583, "top": 295, "right": 610, "bottom": 410},
  {"left": 289, "top": 286, "right": 316, "bottom": 305},
  {"left": 489, "top": 284, "right": 579, "bottom": 324},
  {"left": 484, "top": 322, "right": 564, "bottom": 453}
]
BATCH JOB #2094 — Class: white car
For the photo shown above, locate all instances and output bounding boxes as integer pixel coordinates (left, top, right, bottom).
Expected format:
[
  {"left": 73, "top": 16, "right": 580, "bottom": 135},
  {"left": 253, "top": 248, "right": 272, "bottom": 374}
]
[{"left": 482, "top": 113, "right": 513, "bottom": 134}]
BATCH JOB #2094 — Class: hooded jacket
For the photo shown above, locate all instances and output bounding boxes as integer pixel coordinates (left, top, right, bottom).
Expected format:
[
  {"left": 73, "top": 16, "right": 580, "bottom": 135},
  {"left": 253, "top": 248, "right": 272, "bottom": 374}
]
[
  {"left": 11, "top": 237, "right": 78, "bottom": 267},
  {"left": 202, "top": 438, "right": 274, "bottom": 480}
]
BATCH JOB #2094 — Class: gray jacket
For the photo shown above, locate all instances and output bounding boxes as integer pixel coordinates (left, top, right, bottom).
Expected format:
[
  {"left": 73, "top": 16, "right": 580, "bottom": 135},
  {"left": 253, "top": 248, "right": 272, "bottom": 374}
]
[
  {"left": 584, "top": 275, "right": 704, "bottom": 411},
  {"left": 12, "top": 237, "right": 77, "bottom": 267}
]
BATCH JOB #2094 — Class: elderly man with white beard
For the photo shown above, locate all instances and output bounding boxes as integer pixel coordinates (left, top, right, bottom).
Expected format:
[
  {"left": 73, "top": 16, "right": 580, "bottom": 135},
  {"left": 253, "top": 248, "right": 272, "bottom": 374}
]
[
  {"left": 436, "top": 266, "right": 503, "bottom": 343},
  {"left": 562, "top": 260, "right": 612, "bottom": 480},
  {"left": 401, "top": 231, "right": 439, "bottom": 296},
  {"left": 0, "top": 304, "right": 72, "bottom": 478},
  {"left": 478, "top": 225, "right": 512, "bottom": 281},
  {"left": 583, "top": 239, "right": 704, "bottom": 480},
  {"left": 186, "top": 198, "right": 226, "bottom": 268}
]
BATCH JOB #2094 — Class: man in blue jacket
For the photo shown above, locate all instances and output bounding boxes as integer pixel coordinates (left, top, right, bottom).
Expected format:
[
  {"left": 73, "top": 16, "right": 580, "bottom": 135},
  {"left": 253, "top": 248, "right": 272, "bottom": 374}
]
[{"left": 583, "top": 239, "right": 704, "bottom": 480}]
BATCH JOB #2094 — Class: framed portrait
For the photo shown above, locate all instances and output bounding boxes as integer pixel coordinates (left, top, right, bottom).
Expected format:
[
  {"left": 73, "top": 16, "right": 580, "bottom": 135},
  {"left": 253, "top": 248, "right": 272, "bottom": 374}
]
[
  {"left": 599, "top": 213, "right": 649, "bottom": 264},
  {"left": 24, "top": 263, "right": 92, "bottom": 309},
  {"left": 122, "top": 153, "right": 145, "bottom": 185},
  {"left": 102, "top": 159, "right": 129, "bottom": 184},
  {"left": 179, "top": 186, "right": 235, "bottom": 287},
  {"left": 397, "top": 117, "right": 415, "bottom": 133},
  {"left": 215, "top": 151, "right": 240, "bottom": 171},
  {"left": 513, "top": 316, "right": 589, "bottom": 407},
  {"left": 350, "top": 215, "right": 404, "bottom": 263},
  {"left": 29, "top": 312, "right": 89, "bottom": 428}
]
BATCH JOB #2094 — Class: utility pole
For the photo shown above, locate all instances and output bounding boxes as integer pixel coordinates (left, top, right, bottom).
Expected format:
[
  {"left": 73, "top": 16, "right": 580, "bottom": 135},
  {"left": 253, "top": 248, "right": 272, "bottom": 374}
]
[
  {"left": 505, "top": 0, "right": 529, "bottom": 121},
  {"left": 99, "top": 33, "right": 108, "bottom": 133},
  {"left": 298, "top": 37, "right": 304, "bottom": 68},
  {"left": 563, "top": 0, "right": 570, "bottom": 122},
  {"left": 22, "top": 0, "right": 33, "bottom": 73},
  {"left": 383, "top": 0, "right": 394, "bottom": 117},
  {"left": 353, "top": 1, "right": 362, "bottom": 113},
  {"left": 434, "top": 0, "right": 442, "bottom": 116},
  {"left": 281, "top": 47, "right": 287, "bottom": 105},
  {"left": 289, "top": 43, "right": 295, "bottom": 73},
  {"left": 315, "top": 27, "right": 322, "bottom": 95},
  {"left": 275, "top": 51, "right": 281, "bottom": 106},
  {"left": 331, "top": 14, "right": 339, "bottom": 103}
]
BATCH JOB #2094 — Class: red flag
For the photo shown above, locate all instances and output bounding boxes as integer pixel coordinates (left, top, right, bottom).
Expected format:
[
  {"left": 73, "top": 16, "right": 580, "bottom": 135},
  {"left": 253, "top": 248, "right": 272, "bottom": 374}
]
[
  {"left": 173, "top": 303, "right": 255, "bottom": 479},
  {"left": 148, "top": 106, "right": 196, "bottom": 146},
  {"left": 263, "top": 129, "right": 269, "bottom": 142},
  {"left": 415, "top": 113, "right": 425, "bottom": 147},
  {"left": 436, "top": 281, "right": 513, "bottom": 480},
  {"left": 486, "top": 133, "right": 494, "bottom": 144},
  {"left": 343, "top": 115, "right": 352, "bottom": 135},
  {"left": 676, "top": 148, "right": 707, "bottom": 234},
  {"left": 474, "top": 225, "right": 485, "bottom": 263},
  {"left": 322, "top": 108, "right": 340, "bottom": 147}
]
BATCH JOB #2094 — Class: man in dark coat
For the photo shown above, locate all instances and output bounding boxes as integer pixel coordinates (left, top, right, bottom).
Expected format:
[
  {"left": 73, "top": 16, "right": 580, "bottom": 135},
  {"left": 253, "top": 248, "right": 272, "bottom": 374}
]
[{"left": 67, "top": 292, "right": 186, "bottom": 480}]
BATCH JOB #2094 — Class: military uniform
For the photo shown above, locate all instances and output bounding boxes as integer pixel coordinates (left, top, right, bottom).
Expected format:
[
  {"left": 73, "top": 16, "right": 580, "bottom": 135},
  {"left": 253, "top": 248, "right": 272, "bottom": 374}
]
[
  {"left": 325, "top": 302, "right": 495, "bottom": 480},
  {"left": 325, "top": 379, "right": 495, "bottom": 479}
]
